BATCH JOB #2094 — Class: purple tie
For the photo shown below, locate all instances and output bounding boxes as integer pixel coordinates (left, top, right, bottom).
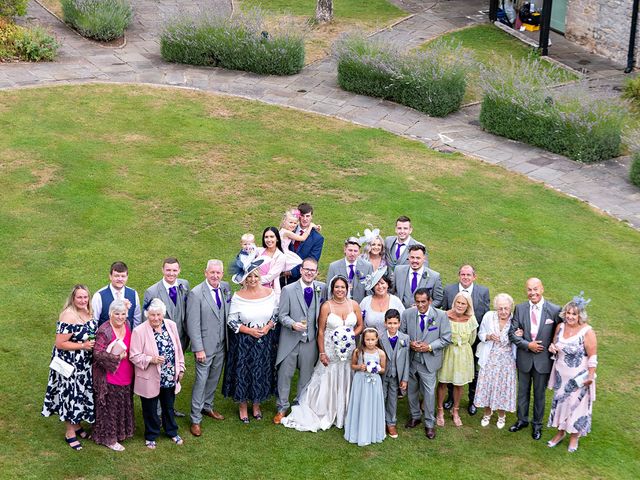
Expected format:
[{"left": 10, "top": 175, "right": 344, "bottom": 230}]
[
  {"left": 168, "top": 286, "right": 177, "bottom": 306},
  {"left": 389, "top": 336, "right": 398, "bottom": 349},
  {"left": 419, "top": 314, "right": 425, "bottom": 332},
  {"left": 411, "top": 271, "right": 418, "bottom": 293},
  {"left": 214, "top": 288, "right": 222, "bottom": 309},
  {"left": 304, "top": 287, "right": 313, "bottom": 307},
  {"left": 348, "top": 264, "right": 355, "bottom": 281},
  {"left": 395, "top": 243, "right": 404, "bottom": 260}
]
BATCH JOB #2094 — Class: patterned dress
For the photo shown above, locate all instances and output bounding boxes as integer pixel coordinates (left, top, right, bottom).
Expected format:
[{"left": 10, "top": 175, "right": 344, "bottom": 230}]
[
  {"left": 42, "top": 320, "right": 96, "bottom": 424},
  {"left": 473, "top": 315, "right": 517, "bottom": 411},
  {"left": 437, "top": 316, "right": 478, "bottom": 386},
  {"left": 547, "top": 324, "right": 595, "bottom": 437}
]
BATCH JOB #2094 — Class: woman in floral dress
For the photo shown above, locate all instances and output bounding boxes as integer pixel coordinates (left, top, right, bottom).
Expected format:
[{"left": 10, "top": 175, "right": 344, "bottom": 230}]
[
  {"left": 42, "top": 285, "right": 96, "bottom": 450},
  {"left": 547, "top": 296, "right": 597, "bottom": 452},
  {"left": 474, "top": 293, "right": 517, "bottom": 429}
]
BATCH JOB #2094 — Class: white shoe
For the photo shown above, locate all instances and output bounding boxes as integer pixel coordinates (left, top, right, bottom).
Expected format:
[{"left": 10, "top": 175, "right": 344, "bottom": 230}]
[
  {"left": 107, "top": 442, "right": 125, "bottom": 451},
  {"left": 496, "top": 416, "right": 506, "bottom": 429},
  {"left": 481, "top": 415, "right": 491, "bottom": 427}
]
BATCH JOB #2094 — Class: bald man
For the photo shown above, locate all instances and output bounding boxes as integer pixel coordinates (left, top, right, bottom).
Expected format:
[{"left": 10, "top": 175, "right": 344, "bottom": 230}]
[{"left": 508, "top": 278, "right": 561, "bottom": 440}]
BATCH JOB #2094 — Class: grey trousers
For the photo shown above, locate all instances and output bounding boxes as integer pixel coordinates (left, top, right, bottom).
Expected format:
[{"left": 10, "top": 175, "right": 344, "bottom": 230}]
[
  {"left": 190, "top": 348, "right": 224, "bottom": 425},
  {"left": 382, "top": 375, "right": 399, "bottom": 425},
  {"left": 276, "top": 340, "right": 318, "bottom": 413},
  {"left": 516, "top": 367, "right": 549, "bottom": 427},
  {"left": 407, "top": 362, "right": 437, "bottom": 428}
]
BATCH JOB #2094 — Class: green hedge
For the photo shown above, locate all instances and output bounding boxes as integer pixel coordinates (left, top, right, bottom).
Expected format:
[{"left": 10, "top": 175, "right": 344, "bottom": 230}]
[
  {"left": 631, "top": 153, "right": 640, "bottom": 187},
  {"left": 160, "top": 10, "right": 305, "bottom": 76},
  {"left": 479, "top": 59, "right": 625, "bottom": 163},
  {"left": 335, "top": 34, "right": 468, "bottom": 117},
  {"left": 61, "top": 0, "right": 132, "bottom": 42}
]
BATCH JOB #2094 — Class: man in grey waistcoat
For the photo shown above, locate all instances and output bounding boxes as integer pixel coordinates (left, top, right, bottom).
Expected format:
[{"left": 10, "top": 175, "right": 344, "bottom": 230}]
[
  {"left": 401, "top": 287, "right": 451, "bottom": 440},
  {"left": 187, "top": 259, "right": 230, "bottom": 437},
  {"left": 325, "top": 237, "right": 372, "bottom": 303},
  {"left": 273, "top": 258, "right": 326, "bottom": 424}
]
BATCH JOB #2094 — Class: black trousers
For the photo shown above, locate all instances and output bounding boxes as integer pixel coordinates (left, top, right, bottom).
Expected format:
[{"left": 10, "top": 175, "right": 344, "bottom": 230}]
[{"left": 140, "top": 387, "right": 178, "bottom": 441}]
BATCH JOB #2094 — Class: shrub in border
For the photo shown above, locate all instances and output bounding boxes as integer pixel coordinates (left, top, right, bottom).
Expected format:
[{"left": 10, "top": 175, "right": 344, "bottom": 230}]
[
  {"left": 334, "top": 33, "right": 469, "bottom": 117},
  {"left": 0, "top": 18, "right": 58, "bottom": 61},
  {"left": 631, "top": 153, "right": 640, "bottom": 188},
  {"left": 160, "top": 9, "right": 305, "bottom": 76},
  {"left": 479, "top": 58, "right": 625, "bottom": 163},
  {"left": 0, "top": 0, "right": 28, "bottom": 19},
  {"left": 61, "top": 0, "right": 132, "bottom": 42}
]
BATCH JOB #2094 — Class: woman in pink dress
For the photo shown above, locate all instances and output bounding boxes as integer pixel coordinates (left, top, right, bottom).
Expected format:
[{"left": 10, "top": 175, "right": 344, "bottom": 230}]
[
  {"left": 547, "top": 295, "right": 597, "bottom": 452},
  {"left": 255, "top": 227, "right": 287, "bottom": 299},
  {"left": 92, "top": 299, "right": 135, "bottom": 451}
]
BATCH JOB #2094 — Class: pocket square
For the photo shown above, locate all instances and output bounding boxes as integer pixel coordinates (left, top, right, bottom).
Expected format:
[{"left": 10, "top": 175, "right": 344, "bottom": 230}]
[
  {"left": 427, "top": 326, "right": 437, "bottom": 332},
  {"left": 544, "top": 319, "right": 554, "bottom": 325}
]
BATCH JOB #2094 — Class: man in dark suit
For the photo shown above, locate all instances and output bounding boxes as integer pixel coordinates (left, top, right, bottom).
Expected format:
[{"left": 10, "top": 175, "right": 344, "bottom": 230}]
[
  {"left": 286, "top": 202, "right": 324, "bottom": 283},
  {"left": 394, "top": 245, "right": 443, "bottom": 309},
  {"left": 441, "top": 264, "right": 490, "bottom": 415},
  {"left": 508, "top": 278, "right": 561, "bottom": 440},
  {"left": 187, "top": 259, "right": 230, "bottom": 437}
]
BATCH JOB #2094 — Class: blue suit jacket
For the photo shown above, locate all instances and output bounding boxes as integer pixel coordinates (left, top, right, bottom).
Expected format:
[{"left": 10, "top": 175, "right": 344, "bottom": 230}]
[{"left": 289, "top": 229, "right": 324, "bottom": 280}]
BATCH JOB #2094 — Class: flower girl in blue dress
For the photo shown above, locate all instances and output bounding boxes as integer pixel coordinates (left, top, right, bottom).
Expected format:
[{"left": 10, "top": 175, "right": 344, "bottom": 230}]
[{"left": 344, "top": 327, "right": 387, "bottom": 446}]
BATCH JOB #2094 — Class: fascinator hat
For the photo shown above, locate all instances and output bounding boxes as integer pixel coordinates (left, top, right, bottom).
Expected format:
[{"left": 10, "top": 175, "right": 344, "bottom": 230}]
[
  {"left": 358, "top": 228, "right": 380, "bottom": 246},
  {"left": 362, "top": 268, "right": 387, "bottom": 291},
  {"left": 231, "top": 249, "right": 270, "bottom": 285}
]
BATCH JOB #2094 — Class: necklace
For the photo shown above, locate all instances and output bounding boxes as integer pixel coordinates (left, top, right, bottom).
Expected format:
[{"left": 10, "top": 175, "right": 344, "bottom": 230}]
[{"left": 332, "top": 298, "right": 347, "bottom": 304}]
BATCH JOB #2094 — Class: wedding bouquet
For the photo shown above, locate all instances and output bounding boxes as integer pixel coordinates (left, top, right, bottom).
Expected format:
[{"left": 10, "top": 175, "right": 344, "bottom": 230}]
[
  {"left": 365, "top": 360, "right": 380, "bottom": 383},
  {"left": 331, "top": 326, "right": 355, "bottom": 361}
]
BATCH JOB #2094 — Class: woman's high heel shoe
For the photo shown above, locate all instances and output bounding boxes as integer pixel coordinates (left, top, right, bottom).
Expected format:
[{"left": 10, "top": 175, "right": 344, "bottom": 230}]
[
  {"left": 436, "top": 407, "right": 445, "bottom": 427},
  {"left": 452, "top": 408, "right": 463, "bottom": 427},
  {"left": 547, "top": 432, "right": 566, "bottom": 448}
]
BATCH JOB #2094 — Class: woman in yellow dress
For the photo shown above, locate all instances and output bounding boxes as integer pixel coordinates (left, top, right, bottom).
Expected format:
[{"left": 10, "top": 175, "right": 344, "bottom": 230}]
[{"left": 436, "top": 291, "right": 478, "bottom": 427}]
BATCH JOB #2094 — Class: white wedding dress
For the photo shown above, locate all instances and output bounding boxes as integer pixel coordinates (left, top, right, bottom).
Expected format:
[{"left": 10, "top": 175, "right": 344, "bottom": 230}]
[{"left": 281, "top": 309, "right": 357, "bottom": 432}]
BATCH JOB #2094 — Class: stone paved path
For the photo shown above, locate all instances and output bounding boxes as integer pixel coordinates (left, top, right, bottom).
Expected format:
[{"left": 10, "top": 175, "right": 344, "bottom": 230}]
[{"left": 3, "top": 0, "right": 639, "bottom": 229}]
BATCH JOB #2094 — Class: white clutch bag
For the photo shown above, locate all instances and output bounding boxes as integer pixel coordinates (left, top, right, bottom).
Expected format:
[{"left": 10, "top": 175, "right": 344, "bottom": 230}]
[
  {"left": 574, "top": 371, "right": 596, "bottom": 388},
  {"left": 50, "top": 356, "right": 75, "bottom": 378}
]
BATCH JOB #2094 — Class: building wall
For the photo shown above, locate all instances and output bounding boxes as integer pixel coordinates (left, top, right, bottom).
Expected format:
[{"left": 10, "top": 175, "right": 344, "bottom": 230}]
[{"left": 565, "top": 0, "right": 638, "bottom": 67}]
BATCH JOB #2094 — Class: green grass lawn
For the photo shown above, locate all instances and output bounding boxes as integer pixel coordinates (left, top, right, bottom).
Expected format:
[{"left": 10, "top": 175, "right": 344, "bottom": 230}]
[
  {"left": 1, "top": 84, "right": 639, "bottom": 479},
  {"left": 421, "top": 24, "right": 579, "bottom": 104},
  {"left": 239, "top": 0, "right": 407, "bottom": 63}
]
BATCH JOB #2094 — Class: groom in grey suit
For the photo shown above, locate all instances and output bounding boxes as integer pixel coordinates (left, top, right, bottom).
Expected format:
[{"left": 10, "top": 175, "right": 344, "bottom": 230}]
[
  {"left": 143, "top": 257, "right": 190, "bottom": 350},
  {"left": 325, "top": 237, "right": 373, "bottom": 303},
  {"left": 401, "top": 288, "right": 451, "bottom": 439},
  {"left": 384, "top": 215, "right": 426, "bottom": 272},
  {"left": 187, "top": 259, "right": 230, "bottom": 436},
  {"left": 508, "top": 278, "right": 561, "bottom": 440},
  {"left": 394, "top": 245, "right": 443, "bottom": 309},
  {"left": 273, "top": 258, "right": 326, "bottom": 424}
]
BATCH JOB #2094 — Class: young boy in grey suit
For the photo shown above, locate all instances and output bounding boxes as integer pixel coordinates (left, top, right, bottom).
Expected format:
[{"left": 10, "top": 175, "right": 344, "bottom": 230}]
[{"left": 380, "top": 309, "right": 410, "bottom": 439}]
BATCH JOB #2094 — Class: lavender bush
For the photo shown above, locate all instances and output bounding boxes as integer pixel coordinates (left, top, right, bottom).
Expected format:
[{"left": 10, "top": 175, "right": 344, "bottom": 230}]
[
  {"left": 479, "top": 58, "right": 625, "bottom": 163},
  {"left": 334, "top": 33, "right": 470, "bottom": 117},
  {"left": 160, "top": 9, "right": 305, "bottom": 76},
  {"left": 61, "top": 0, "right": 132, "bottom": 41}
]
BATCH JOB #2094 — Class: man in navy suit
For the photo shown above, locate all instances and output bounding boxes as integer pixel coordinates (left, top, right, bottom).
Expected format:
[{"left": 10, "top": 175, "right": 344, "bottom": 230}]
[{"left": 286, "top": 202, "right": 324, "bottom": 283}]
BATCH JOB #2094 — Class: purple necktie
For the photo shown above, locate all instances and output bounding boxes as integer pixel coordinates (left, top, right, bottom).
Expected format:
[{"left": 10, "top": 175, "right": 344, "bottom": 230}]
[
  {"left": 304, "top": 287, "right": 313, "bottom": 307},
  {"left": 411, "top": 271, "right": 418, "bottom": 293},
  {"left": 395, "top": 243, "right": 404, "bottom": 260},
  {"left": 214, "top": 288, "right": 222, "bottom": 309},
  {"left": 348, "top": 264, "right": 355, "bottom": 281},
  {"left": 168, "top": 286, "right": 177, "bottom": 306},
  {"left": 389, "top": 336, "right": 398, "bottom": 349},
  {"left": 419, "top": 314, "right": 426, "bottom": 332}
]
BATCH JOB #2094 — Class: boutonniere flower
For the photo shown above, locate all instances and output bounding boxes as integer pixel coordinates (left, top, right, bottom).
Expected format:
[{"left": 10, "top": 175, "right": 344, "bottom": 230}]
[
  {"left": 314, "top": 285, "right": 322, "bottom": 295},
  {"left": 222, "top": 288, "right": 232, "bottom": 303},
  {"left": 428, "top": 317, "right": 435, "bottom": 326},
  {"left": 356, "top": 270, "right": 366, "bottom": 281},
  {"left": 422, "top": 270, "right": 429, "bottom": 280},
  {"left": 178, "top": 284, "right": 186, "bottom": 294},
  {"left": 400, "top": 339, "right": 406, "bottom": 347}
]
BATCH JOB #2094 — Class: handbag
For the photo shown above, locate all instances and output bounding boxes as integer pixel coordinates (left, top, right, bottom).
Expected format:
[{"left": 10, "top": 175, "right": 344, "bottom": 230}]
[{"left": 50, "top": 356, "right": 75, "bottom": 378}]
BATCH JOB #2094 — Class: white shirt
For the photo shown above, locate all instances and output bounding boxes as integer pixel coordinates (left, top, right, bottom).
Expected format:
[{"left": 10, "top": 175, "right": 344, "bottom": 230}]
[
  {"left": 410, "top": 266, "right": 424, "bottom": 280},
  {"left": 91, "top": 284, "right": 141, "bottom": 324},
  {"left": 459, "top": 283, "right": 474, "bottom": 296},
  {"left": 162, "top": 278, "right": 177, "bottom": 295}
]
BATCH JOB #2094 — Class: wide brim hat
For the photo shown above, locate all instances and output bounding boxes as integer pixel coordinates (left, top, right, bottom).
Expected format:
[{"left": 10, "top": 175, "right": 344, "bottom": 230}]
[
  {"left": 362, "top": 267, "right": 386, "bottom": 291},
  {"left": 231, "top": 251, "right": 271, "bottom": 285}
]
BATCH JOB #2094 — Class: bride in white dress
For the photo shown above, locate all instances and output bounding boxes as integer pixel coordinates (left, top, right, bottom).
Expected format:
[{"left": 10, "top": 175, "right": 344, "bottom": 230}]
[{"left": 281, "top": 275, "right": 364, "bottom": 432}]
